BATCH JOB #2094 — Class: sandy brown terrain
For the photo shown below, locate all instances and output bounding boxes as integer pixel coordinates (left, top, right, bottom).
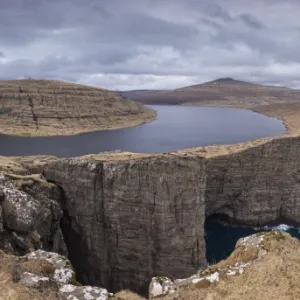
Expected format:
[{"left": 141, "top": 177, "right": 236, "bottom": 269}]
[{"left": 0, "top": 79, "right": 156, "bottom": 136}]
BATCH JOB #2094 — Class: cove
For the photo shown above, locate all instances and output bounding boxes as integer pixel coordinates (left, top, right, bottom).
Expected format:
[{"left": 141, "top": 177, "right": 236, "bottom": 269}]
[
  {"left": 205, "top": 216, "right": 300, "bottom": 264},
  {"left": 0, "top": 105, "right": 285, "bottom": 157}
]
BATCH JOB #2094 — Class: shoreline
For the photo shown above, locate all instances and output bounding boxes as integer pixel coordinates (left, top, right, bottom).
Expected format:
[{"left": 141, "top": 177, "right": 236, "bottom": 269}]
[{"left": 1, "top": 101, "right": 300, "bottom": 164}]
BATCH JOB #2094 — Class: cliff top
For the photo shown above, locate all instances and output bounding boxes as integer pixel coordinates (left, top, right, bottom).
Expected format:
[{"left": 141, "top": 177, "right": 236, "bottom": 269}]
[{"left": 0, "top": 79, "right": 155, "bottom": 136}]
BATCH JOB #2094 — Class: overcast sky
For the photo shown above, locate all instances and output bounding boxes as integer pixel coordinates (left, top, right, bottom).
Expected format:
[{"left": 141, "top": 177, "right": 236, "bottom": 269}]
[{"left": 1, "top": 0, "right": 300, "bottom": 90}]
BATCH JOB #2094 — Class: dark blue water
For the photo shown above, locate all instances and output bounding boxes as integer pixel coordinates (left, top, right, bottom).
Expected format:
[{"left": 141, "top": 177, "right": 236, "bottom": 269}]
[
  {"left": 205, "top": 216, "right": 300, "bottom": 264},
  {"left": 0, "top": 105, "right": 285, "bottom": 157}
]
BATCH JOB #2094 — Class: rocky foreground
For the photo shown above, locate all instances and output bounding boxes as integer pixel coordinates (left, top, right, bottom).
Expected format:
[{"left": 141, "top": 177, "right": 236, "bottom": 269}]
[
  {"left": 149, "top": 231, "right": 300, "bottom": 300},
  {"left": 0, "top": 79, "right": 155, "bottom": 136},
  {"left": 1, "top": 170, "right": 300, "bottom": 300}
]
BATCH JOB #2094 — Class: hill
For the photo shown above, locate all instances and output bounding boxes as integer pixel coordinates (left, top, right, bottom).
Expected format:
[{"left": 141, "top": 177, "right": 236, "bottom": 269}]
[
  {"left": 118, "top": 78, "right": 300, "bottom": 107},
  {"left": 0, "top": 79, "right": 156, "bottom": 136}
]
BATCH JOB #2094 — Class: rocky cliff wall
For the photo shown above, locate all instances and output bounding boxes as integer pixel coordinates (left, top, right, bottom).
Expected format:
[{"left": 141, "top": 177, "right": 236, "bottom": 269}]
[
  {"left": 206, "top": 136, "right": 300, "bottom": 225},
  {"left": 43, "top": 155, "right": 206, "bottom": 293},
  {"left": 39, "top": 135, "right": 300, "bottom": 294}
]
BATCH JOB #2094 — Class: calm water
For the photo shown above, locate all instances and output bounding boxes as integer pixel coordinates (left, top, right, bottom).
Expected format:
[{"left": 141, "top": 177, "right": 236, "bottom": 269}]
[
  {"left": 0, "top": 105, "right": 285, "bottom": 157},
  {"left": 205, "top": 216, "right": 300, "bottom": 264}
]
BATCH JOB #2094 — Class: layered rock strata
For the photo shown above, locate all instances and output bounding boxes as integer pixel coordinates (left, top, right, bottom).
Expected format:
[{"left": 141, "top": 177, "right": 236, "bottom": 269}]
[
  {"left": 206, "top": 136, "right": 300, "bottom": 225},
  {"left": 43, "top": 155, "right": 207, "bottom": 293}
]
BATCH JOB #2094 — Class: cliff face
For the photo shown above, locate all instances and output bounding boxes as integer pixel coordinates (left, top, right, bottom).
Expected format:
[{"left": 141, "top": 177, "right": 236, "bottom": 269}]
[
  {"left": 43, "top": 155, "right": 206, "bottom": 293},
  {"left": 37, "top": 135, "right": 300, "bottom": 294},
  {"left": 206, "top": 136, "right": 300, "bottom": 225}
]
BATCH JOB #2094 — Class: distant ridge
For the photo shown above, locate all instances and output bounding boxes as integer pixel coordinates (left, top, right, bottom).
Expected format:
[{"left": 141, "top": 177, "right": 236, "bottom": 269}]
[{"left": 117, "top": 78, "right": 299, "bottom": 106}]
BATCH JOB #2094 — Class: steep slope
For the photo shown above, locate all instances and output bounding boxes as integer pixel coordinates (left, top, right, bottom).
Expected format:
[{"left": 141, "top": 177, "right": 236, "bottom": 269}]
[
  {"left": 0, "top": 79, "right": 156, "bottom": 136},
  {"left": 119, "top": 78, "right": 300, "bottom": 107}
]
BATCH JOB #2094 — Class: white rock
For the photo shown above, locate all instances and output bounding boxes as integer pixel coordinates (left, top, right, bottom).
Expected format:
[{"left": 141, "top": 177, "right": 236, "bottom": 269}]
[
  {"left": 59, "top": 285, "right": 111, "bottom": 300},
  {"left": 149, "top": 277, "right": 175, "bottom": 299},
  {"left": 20, "top": 272, "right": 49, "bottom": 289},
  {"left": 205, "top": 272, "right": 219, "bottom": 283},
  {"left": 54, "top": 267, "right": 74, "bottom": 284},
  {"left": 226, "top": 270, "right": 237, "bottom": 276}
]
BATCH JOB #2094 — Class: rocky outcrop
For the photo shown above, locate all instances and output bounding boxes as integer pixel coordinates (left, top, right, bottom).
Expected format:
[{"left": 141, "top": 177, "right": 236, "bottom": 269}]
[
  {"left": 206, "top": 136, "right": 300, "bottom": 225},
  {"left": 43, "top": 155, "right": 207, "bottom": 293},
  {"left": 0, "top": 174, "right": 66, "bottom": 255},
  {"left": 149, "top": 231, "right": 294, "bottom": 300},
  {"left": 0, "top": 248, "right": 112, "bottom": 300}
]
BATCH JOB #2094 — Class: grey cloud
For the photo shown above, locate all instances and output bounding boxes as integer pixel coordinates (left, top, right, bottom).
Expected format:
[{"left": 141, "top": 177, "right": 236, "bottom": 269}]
[
  {"left": 1, "top": 0, "right": 300, "bottom": 90},
  {"left": 206, "top": 3, "right": 233, "bottom": 22},
  {"left": 239, "top": 14, "right": 265, "bottom": 29}
]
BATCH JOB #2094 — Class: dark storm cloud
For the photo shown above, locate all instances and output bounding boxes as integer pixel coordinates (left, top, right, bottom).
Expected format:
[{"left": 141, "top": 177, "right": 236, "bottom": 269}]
[{"left": 1, "top": 0, "right": 300, "bottom": 90}]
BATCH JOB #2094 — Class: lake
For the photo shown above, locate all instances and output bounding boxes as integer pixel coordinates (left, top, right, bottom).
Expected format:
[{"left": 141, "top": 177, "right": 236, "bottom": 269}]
[{"left": 0, "top": 105, "right": 285, "bottom": 157}]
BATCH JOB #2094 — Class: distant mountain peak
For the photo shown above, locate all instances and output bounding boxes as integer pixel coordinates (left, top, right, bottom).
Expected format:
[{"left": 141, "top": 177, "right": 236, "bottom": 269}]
[
  {"left": 214, "top": 77, "right": 235, "bottom": 82},
  {"left": 210, "top": 77, "right": 248, "bottom": 84}
]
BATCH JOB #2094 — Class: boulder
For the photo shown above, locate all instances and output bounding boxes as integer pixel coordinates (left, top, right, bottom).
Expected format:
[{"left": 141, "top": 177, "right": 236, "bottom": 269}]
[{"left": 0, "top": 174, "right": 66, "bottom": 255}]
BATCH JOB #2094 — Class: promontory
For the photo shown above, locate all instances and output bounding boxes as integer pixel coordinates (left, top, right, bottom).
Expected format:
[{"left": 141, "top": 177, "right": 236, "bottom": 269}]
[{"left": 0, "top": 79, "right": 156, "bottom": 136}]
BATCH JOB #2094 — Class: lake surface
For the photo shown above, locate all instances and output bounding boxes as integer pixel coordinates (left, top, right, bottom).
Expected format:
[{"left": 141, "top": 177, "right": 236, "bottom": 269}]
[{"left": 0, "top": 105, "right": 285, "bottom": 157}]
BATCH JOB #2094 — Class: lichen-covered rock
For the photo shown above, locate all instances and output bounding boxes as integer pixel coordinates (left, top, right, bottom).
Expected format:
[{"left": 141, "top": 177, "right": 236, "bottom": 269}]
[
  {"left": 0, "top": 174, "right": 66, "bottom": 255},
  {"left": 1, "top": 174, "right": 42, "bottom": 233},
  {"left": 149, "top": 277, "right": 175, "bottom": 299},
  {"left": 59, "top": 284, "right": 111, "bottom": 300},
  {"left": 26, "top": 250, "right": 75, "bottom": 284},
  {"left": 19, "top": 272, "right": 50, "bottom": 289},
  {"left": 0, "top": 247, "right": 114, "bottom": 300}
]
